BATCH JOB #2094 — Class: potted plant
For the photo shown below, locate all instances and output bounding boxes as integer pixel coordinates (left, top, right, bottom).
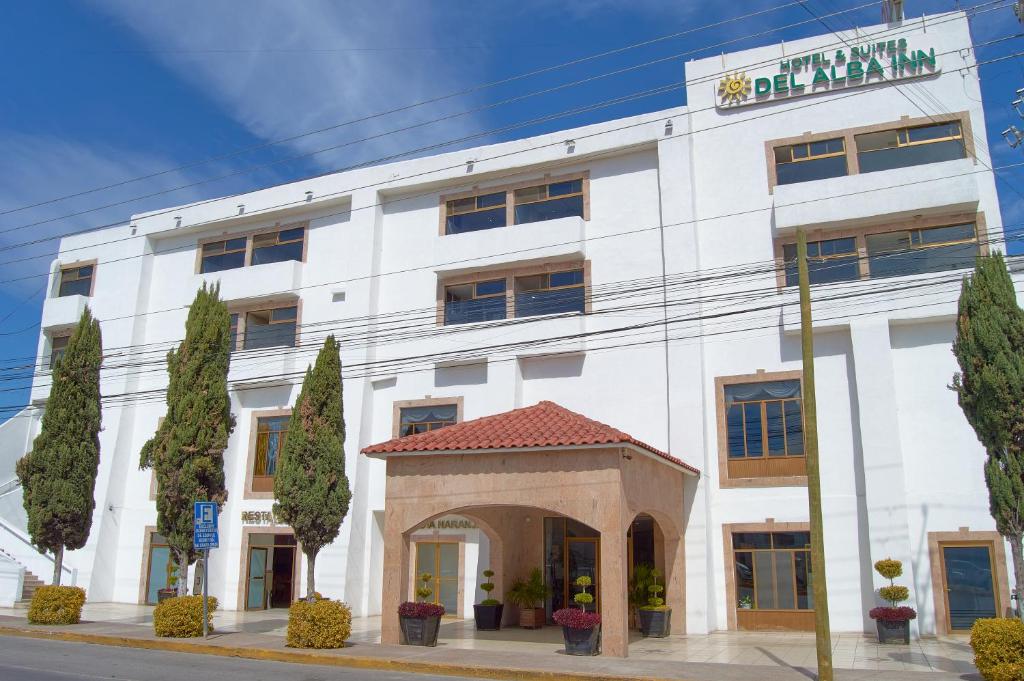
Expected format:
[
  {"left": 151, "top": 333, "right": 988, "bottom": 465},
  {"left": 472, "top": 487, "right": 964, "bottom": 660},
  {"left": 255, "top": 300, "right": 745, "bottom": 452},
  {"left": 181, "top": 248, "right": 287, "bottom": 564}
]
[
  {"left": 473, "top": 569, "right": 503, "bottom": 631},
  {"left": 868, "top": 558, "right": 916, "bottom": 644},
  {"left": 553, "top": 575, "right": 601, "bottom": 655},
  {"left": 507, "top": 567, "right": 550, "bottom": 629},
  {"left": 628, "top": 563, "right": 656, "bottom": 628},
  {"left": 738, "top": 595, "right": 753, "bottom": 610},
  {"left": 638, "top": 569, "right": 671, "bottom": 638},
  {"left": 156, "top": 563, "right": 179, "bottom": 603},
  {"left": 398, "top": 572, "right": 445, "bottom": 647}
]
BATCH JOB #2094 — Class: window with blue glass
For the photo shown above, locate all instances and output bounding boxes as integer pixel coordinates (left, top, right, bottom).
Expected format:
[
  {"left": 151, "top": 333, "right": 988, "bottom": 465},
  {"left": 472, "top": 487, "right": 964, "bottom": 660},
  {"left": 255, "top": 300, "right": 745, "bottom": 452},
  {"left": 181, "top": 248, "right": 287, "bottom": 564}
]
[
  {"left": 444, "top": 279, "right": 506, "bottom": 325},
  {"left": 254, "top": 416, "right": 289, "bottom": 478},
  {"left": 865, "top": 223, "right": 978, "bottom": 279},
  {"left": 774, "top": 138, "right": 848, "bottom": 185},
  {"left": 725, "top": 380, "right": 803, "bottom": 459},
  {"left": 856, "top": 121, "right": 966, "bottom": 174},
  {"left": 782, "top": 237, "right": 860, "bottom": 287},
  {"left": 200, "top": 237, "right": 247, "bottom": 274},
  {"left": 199, "top": 225, "right": 306, "bottom": 273},
  {"left": 241, "top": 305, "right": 298, "bottom": 350},
  {"left": 445, "top": 192, "right": 506, "bottom": 234},
  {"left": 514, "top": 269, "right": 585, "bottom": 318},
  {"left": 251, "top": 227, "right": 305, "bottom": 266},
  {"left": 514, "top": 180, "right": 584, "bottom": 225},
  {"left": 58, "top": 265, "right": 94, "bottom": 297}
]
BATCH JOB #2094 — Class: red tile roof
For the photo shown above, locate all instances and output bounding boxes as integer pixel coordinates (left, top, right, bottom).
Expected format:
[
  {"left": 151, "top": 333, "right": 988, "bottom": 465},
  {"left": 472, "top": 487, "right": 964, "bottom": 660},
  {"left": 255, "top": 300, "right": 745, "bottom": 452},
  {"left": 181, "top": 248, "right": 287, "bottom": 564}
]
[{"left": 361, "top": 400, "right": 698, "bottom": 475}]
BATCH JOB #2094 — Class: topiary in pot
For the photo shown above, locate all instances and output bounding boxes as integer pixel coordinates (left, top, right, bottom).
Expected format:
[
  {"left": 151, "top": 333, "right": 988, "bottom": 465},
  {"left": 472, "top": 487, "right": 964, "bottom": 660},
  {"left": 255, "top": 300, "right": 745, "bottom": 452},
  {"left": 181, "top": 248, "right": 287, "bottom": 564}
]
[
  {"left": 868, "top": 558, "right": 916, "bottom": 644},
  {"left": 473, "top": 569, "right": 503, "bottom": 631},
  {"left": 638, "top": 569, "right": 671, "bottom": 638},
  {"left": 554, "top": 576, "right": 601, "bottom": 655},
  {"left": 398, "top": 573, "right": 444, "bottom": 646},
  {"left": 507, "top": 567, "right": 551, "bottom": 629}
]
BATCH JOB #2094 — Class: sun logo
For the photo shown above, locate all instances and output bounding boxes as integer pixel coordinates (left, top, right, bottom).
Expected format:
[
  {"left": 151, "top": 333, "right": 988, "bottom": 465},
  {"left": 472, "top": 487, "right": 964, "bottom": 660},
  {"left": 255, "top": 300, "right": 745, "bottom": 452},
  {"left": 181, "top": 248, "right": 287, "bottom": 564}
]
[{"left": 718, "top": 72, "right": 751, "bottom": 104}]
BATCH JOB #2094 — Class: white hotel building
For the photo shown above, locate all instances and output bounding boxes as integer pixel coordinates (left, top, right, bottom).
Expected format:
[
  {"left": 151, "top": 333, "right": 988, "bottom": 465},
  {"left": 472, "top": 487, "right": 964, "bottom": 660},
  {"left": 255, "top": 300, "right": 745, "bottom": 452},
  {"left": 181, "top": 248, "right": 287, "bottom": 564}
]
[{"left": 0, "top": 11, "right": 1016, "bottom": 649}]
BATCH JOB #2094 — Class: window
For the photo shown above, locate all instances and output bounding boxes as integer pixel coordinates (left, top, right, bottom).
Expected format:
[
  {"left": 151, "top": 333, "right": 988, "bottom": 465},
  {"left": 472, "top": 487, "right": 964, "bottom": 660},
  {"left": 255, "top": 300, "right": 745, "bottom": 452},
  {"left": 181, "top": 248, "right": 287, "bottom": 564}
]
[
  {"left": 733, "top": 531, "right": 813, "bottom": 611},
  {"left": 514, "top": 180, "right": 584, "bottom": 224},
  {"left": 444, "top": 279, "right": 506, "bottom": 325},
  {"left": 857, "top": 121, "right": 966, "bottom": 173},
  {"left": 253, "top": 416, "right": 288, "bottom": 479},
  {"left": 445, "top": 192, "right": 506, "bottom": 235},
  {"left": 242, "top": 306, "right": 298, "bottom": 350},
  {"left": 229, "top": 313, "right": 239, "bottom": 352},
  {"left": 773, "top": 139, "right": 847, "bottom": 185},
  {"left": 399, "top": 404, "right": 457, "bottom": 436},
  {"left": 725, "top": 381, "right": 803, "bottom": 460},
  {"left": 514, "top": 269, "right": 585, "bottom": 317},
  {"left": 199, "top": 226, "right": 306, "bottom": 273},
  {"left": 782, "top": 238, "right": 859, "bottom": 287},
  {"left": 866, "top": 223, "right": 978, "bottom": 279},
  {"left": 58, "top": 265, "right": 94, "bottom": 297},
  {"left": 200, "top": 237, "right": 247, "bottom": 274},
  {"left": 49, "top": 335, "right": 70, "bottom": 369}
]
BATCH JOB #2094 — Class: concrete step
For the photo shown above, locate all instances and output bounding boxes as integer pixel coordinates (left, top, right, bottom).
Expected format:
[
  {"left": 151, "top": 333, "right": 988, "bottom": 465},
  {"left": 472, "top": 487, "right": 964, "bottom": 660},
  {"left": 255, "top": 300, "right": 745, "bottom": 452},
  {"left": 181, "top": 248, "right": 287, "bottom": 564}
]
[{"left": 20, "top": 568, "right": 45, "bottom": 601}]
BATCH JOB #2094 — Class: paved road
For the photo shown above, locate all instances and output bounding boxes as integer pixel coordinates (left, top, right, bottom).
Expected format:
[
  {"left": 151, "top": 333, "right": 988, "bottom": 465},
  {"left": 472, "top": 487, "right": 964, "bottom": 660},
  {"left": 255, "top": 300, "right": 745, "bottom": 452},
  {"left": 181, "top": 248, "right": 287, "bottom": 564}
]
[{"left": 0, "top": 635, "right": 486, "bottom": 681}]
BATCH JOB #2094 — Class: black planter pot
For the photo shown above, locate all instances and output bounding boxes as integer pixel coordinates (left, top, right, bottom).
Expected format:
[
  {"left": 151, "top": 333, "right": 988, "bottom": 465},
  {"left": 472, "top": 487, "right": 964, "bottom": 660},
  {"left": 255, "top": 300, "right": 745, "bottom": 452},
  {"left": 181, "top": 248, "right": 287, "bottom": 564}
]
[
  {"left": 561, "top": 625, "right": 601, "bottom": 656},
  {"left": 473, "top": 603, "right": 504, "bottom": 631},
  {"left": 400, "top": 614, "right": 442, "bottom": 646},
  {"left": 875, "top": 618, "right": 910, "bottom": 644},
  {"left": 638, "top": 608, "right": 672, "bottom": 638}
]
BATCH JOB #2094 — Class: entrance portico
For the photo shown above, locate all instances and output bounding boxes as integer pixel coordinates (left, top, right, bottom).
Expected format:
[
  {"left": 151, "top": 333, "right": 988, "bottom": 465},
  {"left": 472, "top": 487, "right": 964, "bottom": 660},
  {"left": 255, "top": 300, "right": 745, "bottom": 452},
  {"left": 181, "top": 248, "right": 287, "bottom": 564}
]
[{"left": 362, "top": 401, "right": 700, "bottom": 657}]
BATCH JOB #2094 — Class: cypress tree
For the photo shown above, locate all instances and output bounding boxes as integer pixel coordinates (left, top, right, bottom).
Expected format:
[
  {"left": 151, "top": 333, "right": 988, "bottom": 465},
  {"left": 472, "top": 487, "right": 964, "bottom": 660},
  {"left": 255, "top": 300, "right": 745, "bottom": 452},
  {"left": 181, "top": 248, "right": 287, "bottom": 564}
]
[
  {"left": 16, "top": 306, "right": 103, "bottom": 585},
  {"left": 951, "top": 253, "right": 1024, "bottom": 615},
  {"left": 273, "top": 335, "right": 351, "bottom": 600},
  {"left": 140, "top": 283, "right": 234, "bottom": 595}
]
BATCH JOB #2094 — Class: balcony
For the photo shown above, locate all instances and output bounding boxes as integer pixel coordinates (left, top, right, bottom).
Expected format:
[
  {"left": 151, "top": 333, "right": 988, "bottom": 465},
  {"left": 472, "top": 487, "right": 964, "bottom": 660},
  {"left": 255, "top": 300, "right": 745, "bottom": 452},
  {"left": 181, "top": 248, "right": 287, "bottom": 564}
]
[
  {"left": 434, "top": 216, "right": 585, "bottom": 276},
  {"left": 41, "top": 294, "right": 88, "bottom": 331},
  {"left": 772, "top": 158, "right": 979, "bottom": 235},
  {"left": 227, "top": 346, "right": 302, "bottom": 389},
  {"left": 195, "top": 259, "right": 303, "bottom": 303}
]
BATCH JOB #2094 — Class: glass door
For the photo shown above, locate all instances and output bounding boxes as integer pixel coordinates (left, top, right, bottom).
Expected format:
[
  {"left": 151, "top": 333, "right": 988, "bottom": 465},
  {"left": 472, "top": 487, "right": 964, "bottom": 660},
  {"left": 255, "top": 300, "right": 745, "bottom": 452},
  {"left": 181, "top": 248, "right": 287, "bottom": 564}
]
[
  {"left": 145, "top": 535, "right": 172, "bottom": 605},
  {"left": 415, "top": 542, "right": 459, "bottom": 615},
  {"left": 943, "top": 544, "right": 997, "bottom": 630},
  {"left": 566, "top": 537, "right": 599, "bottom": 612},
  {"left": 246, "top": 547, "right": 268, "bottom": 610}
]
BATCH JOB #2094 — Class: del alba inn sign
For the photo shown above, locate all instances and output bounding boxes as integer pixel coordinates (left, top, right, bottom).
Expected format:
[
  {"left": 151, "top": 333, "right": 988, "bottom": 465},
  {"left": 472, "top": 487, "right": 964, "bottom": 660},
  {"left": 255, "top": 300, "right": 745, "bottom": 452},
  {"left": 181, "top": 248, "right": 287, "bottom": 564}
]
[{"left": 717, "top": 38, "right": 939, "bottom": 109}]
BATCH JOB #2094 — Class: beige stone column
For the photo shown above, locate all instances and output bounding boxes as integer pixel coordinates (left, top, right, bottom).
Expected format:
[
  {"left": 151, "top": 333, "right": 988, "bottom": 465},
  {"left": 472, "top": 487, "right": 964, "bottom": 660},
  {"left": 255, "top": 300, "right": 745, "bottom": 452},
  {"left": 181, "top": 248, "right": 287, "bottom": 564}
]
[
  {"left": 599, "top": 523, "right": 630, "bottom": 657},
  {"left": 663, "top": 530, "right": 686, "bottom": 629},
  {"left": 381, "top": 511, "right": 410, "bottom": 645}
]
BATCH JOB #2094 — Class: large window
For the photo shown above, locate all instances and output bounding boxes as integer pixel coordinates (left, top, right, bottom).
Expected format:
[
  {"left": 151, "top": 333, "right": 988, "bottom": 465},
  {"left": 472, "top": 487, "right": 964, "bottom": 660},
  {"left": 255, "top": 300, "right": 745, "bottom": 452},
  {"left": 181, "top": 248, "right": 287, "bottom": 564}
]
[
  {"left": 513, "top": 180, "right": 584, "bottom": 225},
  {"left": 734, "top": 531, "right": 813, "bottom": 612},
  {"left": 782, "top": 237, "right": 859, "bottom": 287},
  {"left": 253, "top": 416, "right": 288, "bottom": 481},
  {"left": 49, "top": 335, "right": 70, "bottom": 370},
  {"left": 58, "top": 265, "right": 94, "bottom": 297},
  {"left": 773, "top": 139, "right": 848, "bottom": 185},
  {"left": 199, "top": 226, "right": 306, "bottom": 274},
  {"left": 857, "top": 121, "right": 966, "bottom": 174},
  {"left": 725, "top": 380, "right": 803, "bottom": 460},
  {"left": 866, "top": 223, "right": 978, "bottom": 279},
  {"left": 444, "top": 279, "right": 506, "bottom": 325},
  {"left": 228, "top": 304, "right": 298, "bottom": 351},
  {"left": 399, "top": 404, "right": 457, "bottom": 436},
  {"left": 514, "top": 269, "right": 585, "bottom": 318},
  {"left": 443, "top": 176, "right": 586, "bottom": 235},
  {"left": 445, "top": 192, "right": 506, "bottom": 235}
]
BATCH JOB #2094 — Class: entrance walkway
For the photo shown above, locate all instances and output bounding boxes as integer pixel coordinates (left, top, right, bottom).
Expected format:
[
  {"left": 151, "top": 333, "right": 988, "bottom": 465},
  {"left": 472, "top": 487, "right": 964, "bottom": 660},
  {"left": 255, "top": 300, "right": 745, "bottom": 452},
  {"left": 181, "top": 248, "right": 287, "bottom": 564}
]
[{"left": 0, "top": 603, "right": 979, "bottom": 677}]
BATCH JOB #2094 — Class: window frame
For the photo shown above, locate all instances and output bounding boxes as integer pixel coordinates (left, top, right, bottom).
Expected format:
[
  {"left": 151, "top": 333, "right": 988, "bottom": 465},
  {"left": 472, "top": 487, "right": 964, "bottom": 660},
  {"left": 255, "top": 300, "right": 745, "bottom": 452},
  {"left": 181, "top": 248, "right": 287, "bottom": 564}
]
[
  {"left": 772, "top": 138, "right": 848, "bottom": 185},
  {"left": 195, "top": 223, "right": 308, "bottom": 274},
  {"left": 56, "top": 261, "right": 96, "bottom": 298},
  {"left": 227, "top": 298, "right": 301, "bottom": 353},
  {"left": 392, "top": 397, "right": 464, "bottom": 439},
  {"left": 438, "top": 171, "right": 589, "bottom": 236},
  {"left": 244, "top": 408, "right": 292, "bottom": 499},
  {"left": 47, "top": 333, "right": 71, "bottom": 370},
  {"left": 715, "top": 370, "right": 807, "bottom": 488}
]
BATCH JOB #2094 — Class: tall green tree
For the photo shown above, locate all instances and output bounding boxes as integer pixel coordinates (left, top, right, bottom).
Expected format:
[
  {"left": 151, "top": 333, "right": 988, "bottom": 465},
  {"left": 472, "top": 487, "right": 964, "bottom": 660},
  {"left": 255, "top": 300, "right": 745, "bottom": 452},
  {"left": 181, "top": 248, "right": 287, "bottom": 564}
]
[
  {"left": 951, "top": 253, "right": 1024, "bottom": 615},
  {"left": 274, "top": 335, "right": 350, "bottom": 600},
  {"left": 140, "top": 283, "right": 234, "bottom": 595},
  {"left": 17, "top": 307, "right": 103, "bottom": 585}
]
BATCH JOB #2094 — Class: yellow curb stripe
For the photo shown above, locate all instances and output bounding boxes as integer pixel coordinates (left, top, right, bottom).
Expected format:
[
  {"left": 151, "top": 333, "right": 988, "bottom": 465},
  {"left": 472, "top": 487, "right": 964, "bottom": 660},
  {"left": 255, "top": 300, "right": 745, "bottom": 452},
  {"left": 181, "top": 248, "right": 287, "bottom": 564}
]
[{"left": 0, "top": 625, "right": 682, "bottom": 681}]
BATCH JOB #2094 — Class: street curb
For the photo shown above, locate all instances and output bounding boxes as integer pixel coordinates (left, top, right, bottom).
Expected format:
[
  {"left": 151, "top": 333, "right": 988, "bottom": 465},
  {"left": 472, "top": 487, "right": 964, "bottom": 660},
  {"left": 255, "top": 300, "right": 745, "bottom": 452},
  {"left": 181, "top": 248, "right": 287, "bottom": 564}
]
[{"left": 0, "top": 625, "right": 682, "bottom": 681}]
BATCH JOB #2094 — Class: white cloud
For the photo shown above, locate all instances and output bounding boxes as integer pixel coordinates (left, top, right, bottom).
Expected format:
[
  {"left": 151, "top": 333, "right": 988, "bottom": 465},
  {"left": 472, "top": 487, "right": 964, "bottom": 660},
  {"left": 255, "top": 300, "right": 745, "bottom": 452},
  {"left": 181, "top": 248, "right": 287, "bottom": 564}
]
[{"left": 88, "top": 0, "right": 491, "bottom": 172}]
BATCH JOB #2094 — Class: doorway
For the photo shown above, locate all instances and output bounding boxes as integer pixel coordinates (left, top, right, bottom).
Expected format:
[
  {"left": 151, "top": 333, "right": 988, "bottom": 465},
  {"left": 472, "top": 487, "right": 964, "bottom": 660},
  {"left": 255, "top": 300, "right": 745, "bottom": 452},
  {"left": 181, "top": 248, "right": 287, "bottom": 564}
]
[
  {"left": 942, "top": 544, "right": 998, "bottom": 631},
  {"left": 245, "top": 533, "right": 297, "bottom": 610},
  {"left": 544, "top": 517, "right": 601, "bottom": 619},
  {"left": 414, "top": 541, "right": 459, "bottom": 615},
  {"left": 566, "top": 537, "right": 600, "bottom": 611}
]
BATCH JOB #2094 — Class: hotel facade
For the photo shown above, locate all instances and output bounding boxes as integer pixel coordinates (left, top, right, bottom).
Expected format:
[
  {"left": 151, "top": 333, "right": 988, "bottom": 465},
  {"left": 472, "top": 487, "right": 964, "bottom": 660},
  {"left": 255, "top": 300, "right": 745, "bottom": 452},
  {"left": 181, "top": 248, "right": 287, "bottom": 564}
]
[{"left": 0, "top": 11, "right": 1016, "bottom": 656}]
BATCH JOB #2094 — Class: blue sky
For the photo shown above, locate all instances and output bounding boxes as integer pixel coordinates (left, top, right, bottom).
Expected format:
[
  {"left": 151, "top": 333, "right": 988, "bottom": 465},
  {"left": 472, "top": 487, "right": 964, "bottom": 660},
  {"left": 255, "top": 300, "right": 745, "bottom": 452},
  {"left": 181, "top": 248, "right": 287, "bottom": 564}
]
[{"left": 0, "top": 0, "right": 1021, "bottom": 422}]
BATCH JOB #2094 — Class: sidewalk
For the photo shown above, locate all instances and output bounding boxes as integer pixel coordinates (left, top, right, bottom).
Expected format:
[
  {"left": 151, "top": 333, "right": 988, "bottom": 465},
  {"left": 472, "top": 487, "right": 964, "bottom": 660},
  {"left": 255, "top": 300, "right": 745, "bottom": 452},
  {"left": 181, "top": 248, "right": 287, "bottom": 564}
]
[{"left": 0, "top": 605, "right": 981, "bottom": 681}]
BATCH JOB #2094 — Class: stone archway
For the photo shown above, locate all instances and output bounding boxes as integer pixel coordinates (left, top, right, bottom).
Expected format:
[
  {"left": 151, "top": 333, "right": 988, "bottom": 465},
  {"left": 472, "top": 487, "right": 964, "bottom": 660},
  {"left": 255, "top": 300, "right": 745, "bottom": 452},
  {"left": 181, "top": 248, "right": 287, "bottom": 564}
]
[{"left": 627, "top": 510, "right": 685, "bottom": 639}]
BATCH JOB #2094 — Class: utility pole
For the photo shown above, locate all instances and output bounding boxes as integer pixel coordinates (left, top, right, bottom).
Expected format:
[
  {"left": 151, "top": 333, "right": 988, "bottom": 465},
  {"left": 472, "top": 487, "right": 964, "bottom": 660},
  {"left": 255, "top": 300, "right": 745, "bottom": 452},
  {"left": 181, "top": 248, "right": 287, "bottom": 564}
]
[{"left": 797, "top": 228, "right": 833, "bottom": 681}]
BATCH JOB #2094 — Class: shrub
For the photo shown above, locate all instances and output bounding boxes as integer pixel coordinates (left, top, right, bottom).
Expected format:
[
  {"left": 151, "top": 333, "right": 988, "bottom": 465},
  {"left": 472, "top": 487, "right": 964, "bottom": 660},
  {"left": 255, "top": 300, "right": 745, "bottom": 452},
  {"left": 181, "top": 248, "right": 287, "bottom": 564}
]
[
  {"left": 869, "top": 606, "right": 917, "bottom": 622},
  {"left": 415, "top": 572, "right": 433, "bottom": 602},
  {"left": 478, "top": 569, "right": 499, "bottom": 606},
  {"left": 971, "top": 618, "right": 1024, "bottom": 681},
  {"left": 287, "top": 598, "right": 352, "bottom": 649},
  {"left": 27, "top": 586, "right": 86, "bottom": 625},
  {"left": 398, "top": 601, "right": 445, "bottom": 618},
  {"left": 553, "top": 608, "right": 601, "bottom": 629},
  {"left": 874, "top": 558, "right": 903, "bottom": 580},
  {"left": 153, "top": 595, "right": 217, "bottom": 637},
  {"left": 879, "top": 585, "right": 910, "bottom": 604},
  {"left": 641, "top": 572, "right": 667, "bottom": 610}
]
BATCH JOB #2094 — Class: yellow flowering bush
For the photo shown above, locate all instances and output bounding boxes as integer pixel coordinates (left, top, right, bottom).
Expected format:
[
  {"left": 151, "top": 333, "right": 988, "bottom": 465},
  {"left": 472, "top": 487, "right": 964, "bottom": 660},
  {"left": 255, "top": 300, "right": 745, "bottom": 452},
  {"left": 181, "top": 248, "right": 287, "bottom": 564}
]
[
  {"left": 971, "top": 618, "right": 1024, "bottom": 681},
  {"left": 153, "top": 595, "right": 217, "bottom": 638},
  {"left": 27, "top": 586, "right": 86, "bottom": 625},
  {"left": 286, "top": 597, "right": 352, "bottom": 649}
]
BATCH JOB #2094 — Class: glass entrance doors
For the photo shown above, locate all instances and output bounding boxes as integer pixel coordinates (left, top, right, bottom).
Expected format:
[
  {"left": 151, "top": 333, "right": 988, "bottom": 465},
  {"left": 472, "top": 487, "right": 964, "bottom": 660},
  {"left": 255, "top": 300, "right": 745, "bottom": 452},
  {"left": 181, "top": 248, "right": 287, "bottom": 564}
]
[
  {"left": 943, "top": 544, "right": 997, "bottom": 630},
  {"left": 415, "top": 542, "right": 459, "bottom": 614},
  {"left": 246, "top": 547, "right": 268, "bottom": 610},
  {"left": 566, "top": 537, "right": 599, "bottom": 611},
  {"left": 245, "top": 533, "right": 298, "bottom": 610}
]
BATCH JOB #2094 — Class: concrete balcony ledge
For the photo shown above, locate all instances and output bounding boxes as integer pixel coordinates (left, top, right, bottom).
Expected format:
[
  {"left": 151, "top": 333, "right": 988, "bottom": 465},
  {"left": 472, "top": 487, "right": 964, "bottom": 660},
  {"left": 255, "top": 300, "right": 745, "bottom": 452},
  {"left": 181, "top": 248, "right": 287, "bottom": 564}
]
[
  {"left": 41, "top": 294, "right": 88, "bottom": 332},
  {"left": 434, "top": 216, "right": 585, "bottom": 276},
  {"left": 228, "top": 348, "right": 300, "bottom": 388},
  {"left": 773, "top": 158, "right": 980, "bottom": 235},
  {"left": 196, "top": 259, "right": 303, "bottom": 304}
]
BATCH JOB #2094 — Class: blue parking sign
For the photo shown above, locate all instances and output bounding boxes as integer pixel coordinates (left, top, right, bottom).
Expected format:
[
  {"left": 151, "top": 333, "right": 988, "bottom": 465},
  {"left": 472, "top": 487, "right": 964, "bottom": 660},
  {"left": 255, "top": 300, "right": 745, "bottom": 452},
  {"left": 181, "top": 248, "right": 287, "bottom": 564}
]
[{"left": 193, "top": 501, "right": 219, "bottom": 550}]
